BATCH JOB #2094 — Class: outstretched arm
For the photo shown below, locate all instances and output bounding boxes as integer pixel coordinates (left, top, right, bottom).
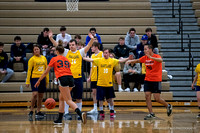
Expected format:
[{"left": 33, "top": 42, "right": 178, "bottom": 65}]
[
  {"left": 84, "top": 33, "right": 94, "bottom": 53},
  {"left": 34, "top": 66, "right": 52, "bottom": 88},
  {"left": 48, "top": 31, "right": 58, "bottom": 47},
  {"left": 118, "top": 58, "right": 129, "bottom": 63},
  {"left": 126, "top": 59, "right": 141, "bottom": 64},
  {"left": 146, "top": 53, "right": 163, "bottom": 63},
  {"left": 83, "top": 57, "right": 94, "bottom": 62}
]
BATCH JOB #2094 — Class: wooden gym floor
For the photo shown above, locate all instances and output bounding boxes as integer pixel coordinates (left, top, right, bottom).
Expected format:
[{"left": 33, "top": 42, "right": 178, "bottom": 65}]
[{"left": 0, "top": 107, "right": 200, "bottom": 133}]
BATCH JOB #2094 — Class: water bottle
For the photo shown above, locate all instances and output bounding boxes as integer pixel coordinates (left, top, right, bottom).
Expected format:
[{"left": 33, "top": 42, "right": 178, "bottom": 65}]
[{"left": 20, "top": 85, "right": 23, "bottom": 93}]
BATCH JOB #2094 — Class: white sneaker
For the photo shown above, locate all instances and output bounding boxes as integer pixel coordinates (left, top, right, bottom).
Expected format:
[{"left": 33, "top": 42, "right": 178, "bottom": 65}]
[
  {"left": 168, "top": 75, "right": 173, "bottom": 80},
  {"left": 140, "top": 85, "right": 144, "bottom": 92},
  {"left": 118, "top": 88, "right": 124, "bottom": 92},
  {"left": 54, "top": 78, "right": 58, "bottom": 85},
  {"left": 87, "top": 108, "right": 98, "bottom": 114},
  {"left": 22, "top": 71, "right": 27, "bottom": 74},
  {"left": 133, "top": 88, "right": 138, "bottom": 92},
  {"left": 124, "top": 88, "right": 130, "bottom": 92}
]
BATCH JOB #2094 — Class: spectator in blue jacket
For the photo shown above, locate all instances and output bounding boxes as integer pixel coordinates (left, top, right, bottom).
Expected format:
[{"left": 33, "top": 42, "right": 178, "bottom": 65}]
[
  {"left": 136, "top": 35, "right": 148, "bottom": 58},
  {"left": 0, "top": 42, "right": 14, "bottom": 83},
  {"left": 8, "top": 36, "right": 28, "bottom": 73}
]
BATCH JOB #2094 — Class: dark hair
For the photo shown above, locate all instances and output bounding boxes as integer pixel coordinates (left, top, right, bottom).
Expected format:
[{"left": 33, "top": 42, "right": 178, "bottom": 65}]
[
  {"left": 0, "top": 42, "right": 4, "bottom": 47},
  {"left": 103, "top": 48, "right": 110, "bottom": 53},
  {"left": 60, "top": 26, "right": 66, "bottom": 31},
  {"left": 145, "top": 28, "right": 152, "bottom": 32},
  {"left": 56, "top": 44, "right": 64, "bottom": 54},
  {"left": 129, "top": 28, "right": 136, "bottom": 33},
  {"left": 118, "top": 37, "right": 125, "bottom": 40},
  {"left": 69, "top": 39, "right": 77, "bottom": 45},
  {"left": 33, "top": 44, "right": 42, "bottom": 55},
  {"left": 14, "top": 36, "right": 21, "bottom": 41},
  {"left": 90, "top": 27, "right": 96, "bottom": 32},
  {"left": 74, "top": 34, "right": 81, "bottom": 40},
  {"left": 58, "top": 40, "right": 63, "bottom": 45},
  {"left": 144, "top": 44, "right": 153, "bottom": 49},
  {"left": 43, "top": 28, "right": 49, "bottom": 32},
  {"left": 92, "top": 42, "right": 100, "bottom": 49}
]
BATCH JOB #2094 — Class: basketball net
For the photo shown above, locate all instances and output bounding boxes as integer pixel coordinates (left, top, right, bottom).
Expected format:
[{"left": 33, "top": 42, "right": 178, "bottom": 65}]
[{"left": 66, "top": 0, "right": 79, "bottom": 12}]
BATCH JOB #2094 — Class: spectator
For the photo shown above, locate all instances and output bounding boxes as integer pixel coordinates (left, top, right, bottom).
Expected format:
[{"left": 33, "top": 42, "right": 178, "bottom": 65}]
[
  {"left": 114, "top": 37, "right": 130, "bottom": 59},
  {"left": 8, "top": 36, "right": 28, "bottom": 73},
  {"left": 123, "top": 52, "right": 141, "bottom": 92},
  {"left": 125, "top": 28, "right": 140, "bottom": 54},
  {"left": 74, "top": 34, "right": 82, "bottom": 44},
  {"left": 0, "top": 42, "right": 14, "bottom": 83},
  {"left": 37, "top": 28, "right": 52, "bottom": 56},
  {"left": 145, "top": 28, "right": 159, "bottom": 54},
  {"left": 46, "top": 46, "right": 57, "bottom": 64},
  {"left": 136, "top": 35, "right": 148, "bottom": 58},
  {"left": 56, "top": 26, "right": 72, "bottom": 48}
]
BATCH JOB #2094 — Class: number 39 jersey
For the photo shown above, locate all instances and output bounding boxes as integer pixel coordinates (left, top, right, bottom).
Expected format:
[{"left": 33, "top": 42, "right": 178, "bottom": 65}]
[
  {"left": 48, "top": 55, "right": 72, "bottom": 79},
  {"left": 93, "top": 58, "right": 119, "bottom": 87},
  {"left": 26, "top": 55, "right": 48, "bottom": 85}
]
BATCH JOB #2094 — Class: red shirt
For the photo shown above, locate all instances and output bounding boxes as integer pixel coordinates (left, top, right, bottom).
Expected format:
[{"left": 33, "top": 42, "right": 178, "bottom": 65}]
[
  {"left": 139, "top": 54, "right": 162, "bottom": 82},
  {"left": 48, "top": 55, "right": 72, "bottom": 78}
]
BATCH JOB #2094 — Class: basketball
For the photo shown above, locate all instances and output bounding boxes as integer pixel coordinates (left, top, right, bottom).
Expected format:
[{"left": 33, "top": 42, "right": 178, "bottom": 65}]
[{"left": 44, "top": 98, "right": 56, "bottom": 109}]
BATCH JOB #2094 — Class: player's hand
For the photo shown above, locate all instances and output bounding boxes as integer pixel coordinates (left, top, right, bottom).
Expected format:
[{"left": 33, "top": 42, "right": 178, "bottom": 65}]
[
  {"left": 87, "top": 78, "right": 91, "bottom": 82},
  {"left": 191, "top": 83, "right": 195, "bottom": 90},
  {"left": 26, "top": 84, "right": 29, "bottom": 88},
  {"left": 88, "top": 33, "right": 94, "bottom": 39},
  {"left": 34, "top": 80, "right": 40, "bottom": 88},
  {"left": 126, "top": 60, "right": 132, "bottom": 65},
  {"left": 48, "top": 30, "right": 53, "bottom": 38},
  {"left": 146, "top": 52, "right": 151, "bottom": 59}
]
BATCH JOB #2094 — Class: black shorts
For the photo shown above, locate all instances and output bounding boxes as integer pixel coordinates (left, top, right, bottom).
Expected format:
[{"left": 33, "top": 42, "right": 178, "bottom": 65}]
[
  {"left": 195, "top": 85, "right": 200, "bottom": 91},
  {"left": 97, "top": 86, "right": 116, "bottom": 101},
  {"left": 144, "top": 81, "right": 161, "bottom": 93},
  {"left": 31, "top": 78, "right": 46, "bottom": 93},
  {"left": 91, "top": 81, "right": 97, "bottom": 89},
  {"left": 71, "top": 78, "right": 83, "bottom": 99},
  {"left": 58, "top": 75, "right": 74, "bottom": 87}
]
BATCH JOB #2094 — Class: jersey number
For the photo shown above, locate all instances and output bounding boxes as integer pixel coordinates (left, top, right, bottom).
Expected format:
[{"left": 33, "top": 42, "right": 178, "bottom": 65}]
[
  {"left": 57, "top": 60, "right": 70, "bottom": 68},
  {"left": 103, "top": 68, "right": 108, "bottom": 73},
  {"left": 38, "top": 66, "right": 44, "bottom": 72},
  {"left": 71, "top": 59, "right": 76, "bottom": 64}
]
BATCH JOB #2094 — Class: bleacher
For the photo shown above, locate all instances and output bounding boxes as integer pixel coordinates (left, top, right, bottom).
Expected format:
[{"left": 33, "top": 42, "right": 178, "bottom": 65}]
[
  {"left": 0, "top": 0, "right": 173, "bottom": 104},
  {"left": 192, "top": 0, "right": 200, "bottom": 25}
]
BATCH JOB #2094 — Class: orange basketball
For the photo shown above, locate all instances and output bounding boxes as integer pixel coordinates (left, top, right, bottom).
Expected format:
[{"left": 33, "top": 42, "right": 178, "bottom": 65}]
[{"left": 44, "top": 98, "right": 56, "bottom": 109}]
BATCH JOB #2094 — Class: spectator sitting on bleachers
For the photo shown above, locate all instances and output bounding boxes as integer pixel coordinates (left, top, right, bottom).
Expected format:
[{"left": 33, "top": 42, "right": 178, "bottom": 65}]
[
  {"left": 0, "top": 42, "right": 14, "bottom": 83},
  {"left": 56, "top": 26, "right": 72, "bottom": 49},
  {"left": 46, "top": 46, "right": 57, "bottom": 64},
  {"left": 114, "top": 37, "right": 130, "bottom": 59},
  {"left": 145, "top": 28, "right": 159, "bottom": 54},
  {"left": 37, "top": 28, "right": 53, "bottom": 56},
  {"left": 8, "top": 36, "right": 28, "bottom": 73},
  {"left": 136, "top": 35, "right": 148, "bottom": 59},
  {"left": 125, "top": 28, "right": 140, "bottom": 55},
  {"left": 123, "top": 52, "right": 141, "bottom": 92},
  {"left": 74, "top": 34, "right": 82, "bottom": 44}
]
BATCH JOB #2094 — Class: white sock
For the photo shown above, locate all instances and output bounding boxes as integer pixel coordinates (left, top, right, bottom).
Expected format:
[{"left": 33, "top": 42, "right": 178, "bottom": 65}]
[
  {"left": 94, "top": 103, "right": 97, "bottom": 110},
  {"left": 76, "top": 102, "right": 82, "bottom": 111},
  {"left": 99, "top": 106, "right": 103, "bottom": 111},
  {"left": 118, "top": 85, "right": 122, "bottom": 89},
  {"left": 64, "top": 102, "right": 69, "bottom": 114},
  {"left": 110, "top": 106, "right": 114, "bottom": 110}
]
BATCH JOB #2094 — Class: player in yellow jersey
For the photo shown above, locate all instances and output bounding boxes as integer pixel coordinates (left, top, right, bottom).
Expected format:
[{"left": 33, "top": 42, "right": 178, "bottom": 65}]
[
  {"left": 191, "top": 63, "right": 200, "bottom": 118},
  {"left": 86, "top": 42, "right": 103, "bottom": 114},
  {"left": 84, "top": 48, "right": 129, "bottom": 120},
  {"left": 49, "top": 31, "right": 94, "bottom": 119},
  {"left": 26, "top": 44, "right": 49, "bottom": 120}
]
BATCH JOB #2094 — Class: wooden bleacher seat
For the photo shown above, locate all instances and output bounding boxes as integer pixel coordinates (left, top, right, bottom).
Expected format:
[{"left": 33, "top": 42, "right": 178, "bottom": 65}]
[{"left": 0, "top": 93, "right": 32, "bottom": 102}]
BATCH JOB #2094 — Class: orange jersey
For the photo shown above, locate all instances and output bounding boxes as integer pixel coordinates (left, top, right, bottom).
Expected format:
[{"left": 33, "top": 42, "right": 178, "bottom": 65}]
[
  {"left": 139, "top": 54, "right": 162, "bottom": 82},
  {"left": 48, "top": 55, "right": 72, "bottom": 78}
]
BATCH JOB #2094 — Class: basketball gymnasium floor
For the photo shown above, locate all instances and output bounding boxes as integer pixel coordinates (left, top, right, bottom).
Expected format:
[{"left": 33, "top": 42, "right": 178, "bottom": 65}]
[{"left": 0, "top": 107, "right": 200, "bottom": 133}]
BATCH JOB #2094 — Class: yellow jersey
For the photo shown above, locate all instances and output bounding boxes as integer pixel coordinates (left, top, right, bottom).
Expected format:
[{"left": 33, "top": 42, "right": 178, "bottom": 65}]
[
  {"left": 26, "top": 55, "right": 49, "bottom": 85},
  {"left": 91, "top": 51, "right": 103, "bottom": 81},
  {"left": 195, "top": 64, "right": 200, "bottom": 86},
  {"left": 93, "top": 58, "right": 119, "bottom": 87},
  {"left": 66, "top": 50, "right": 83, "bottom": 78}
]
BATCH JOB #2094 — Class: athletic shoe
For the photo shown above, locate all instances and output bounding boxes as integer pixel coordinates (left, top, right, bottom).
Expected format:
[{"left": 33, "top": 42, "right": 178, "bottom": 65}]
[
  {"left": 87, "top": 108, "right": 98, "bottom": 114},
  {"left": 140, "top": 85, "right": 144, "bottom": 92},
  {"left": 99, "top": 111, "right": 105, "bottom": 121},
  {"left": 167, "top": 104, "right": 173, "bottom": 116},
  {"left": 197, "top": 114, "right": 200, "bottom": 118},
  {"left": 81, "top": 112, "right": 87, "bottom": 124},
  {"left": 110, "top": 110, "right": 115, "bottom": 117},
  {"left": 63, "top": 113, "right": 72, "bottom": 120},
  {"left": 35, "top": 111, "right": 45, "bottom": 118},
  {"left": 118, "top": 88, "right": 124, "bottom": 92},
  {"left": 133, "top": 88, "right": 138, "bottom": 92},
  {"left": 28, "top": 111, "right": 33, "bottom": 117},
  {"left": 54, "top": 119, "right": 62, "bottom": 124},
  {"left": 144, "top": 113, "right": 156, "bottom": 120},
  {"left": 124, "top": 88, "right": 130, "bottom": 92}
]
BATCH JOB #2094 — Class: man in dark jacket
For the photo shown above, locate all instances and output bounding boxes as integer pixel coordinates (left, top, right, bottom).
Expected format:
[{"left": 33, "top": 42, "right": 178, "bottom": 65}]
[
  {"left": 145, "top": 28, "right": 159, "bottom": 54},
  {"left": 8, "top": 36, "right": 28, "bottom": 73},
  {"left": 114, "top": 37, "right": 130, "bottom": 59},
  {"left": 0, "top": 42, "right": 14, "bottom": 83},
  {"left": 136, "top": 35, "right": 148, "bottom": 58}
]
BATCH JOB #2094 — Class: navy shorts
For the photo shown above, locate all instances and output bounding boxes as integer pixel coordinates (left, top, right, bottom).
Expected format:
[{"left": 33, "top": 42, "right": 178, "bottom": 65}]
[
  {"left": 58, "top": 75, "right": 74, "bottom": 87},
  {"left": 71, "top": 78, "right": 83, "bottom": 99},
  {"left": 144, "top": 81, "right": 161, "bottom": 93},
  {"left": 91, "top": 81, "right": 97, "bottom": 89},
  {"left": 31, "top": 78, "right": 46, "bottom": 93},
  {"left": 97, "top": 86, "right": 116, "bottom": 101},
  {"left": 195, "top": 86, "right": 200, "bottom": 91}
]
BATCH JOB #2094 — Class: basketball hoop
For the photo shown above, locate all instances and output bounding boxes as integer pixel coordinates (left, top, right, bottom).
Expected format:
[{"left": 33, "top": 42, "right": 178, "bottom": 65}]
[{"left": 66, "top": 0, "right": 79, "bottom": 12}]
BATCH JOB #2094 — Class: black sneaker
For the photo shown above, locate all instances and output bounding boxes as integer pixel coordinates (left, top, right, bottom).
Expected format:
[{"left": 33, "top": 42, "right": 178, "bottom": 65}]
[
  {"left": 99, "top": 110, "right": 105, "bottom": 121},
  {"left": 28, "top": 111, "right": 33, "bottom": 117},
  {"left": 35, "top": 111, "right": 45, "bottom": 118},
  {"left": 167, "top": 104, "right": 173, "bottom": 116},
  {"left": 144, "top": 113, "right": 156, "bottom": 120},
  {"left": 63, "top": 113, "right": 72, "bottom": 120},
  {"left": 54, "top": 119, "right": 62, "bottom": 124},
  {"left": 197, "top": 114, "right": 200, "bottom": 118},
  {"left": 81, "top": 112, "right": 87, "bottom": 124}
]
